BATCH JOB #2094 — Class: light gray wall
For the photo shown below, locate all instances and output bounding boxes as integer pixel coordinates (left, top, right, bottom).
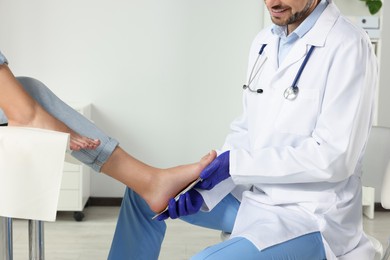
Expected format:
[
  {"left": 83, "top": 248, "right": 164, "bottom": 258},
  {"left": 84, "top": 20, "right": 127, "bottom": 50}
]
[
  {"left": 377, "top": 1, "right": 390, "bottom": 128},
  {"left": 0, "top": 0, "right": 263, "bottom": 197}
]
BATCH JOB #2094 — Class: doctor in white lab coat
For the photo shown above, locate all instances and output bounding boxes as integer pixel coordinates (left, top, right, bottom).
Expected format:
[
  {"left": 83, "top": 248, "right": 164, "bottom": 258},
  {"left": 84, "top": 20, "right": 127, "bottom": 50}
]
[{"left": 108, "top": 0, "right": 379, "bottom": 259}]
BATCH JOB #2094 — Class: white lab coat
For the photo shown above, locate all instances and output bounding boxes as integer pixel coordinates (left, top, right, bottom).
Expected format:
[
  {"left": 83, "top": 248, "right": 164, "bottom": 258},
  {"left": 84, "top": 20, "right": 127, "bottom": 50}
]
[{"left": 200, "top": 2, "right": 378, "bottom": 259}]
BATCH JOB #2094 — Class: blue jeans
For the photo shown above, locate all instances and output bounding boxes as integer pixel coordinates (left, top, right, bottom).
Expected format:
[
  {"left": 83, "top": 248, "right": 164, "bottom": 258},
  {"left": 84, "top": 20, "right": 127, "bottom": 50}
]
[
  {"left": 0, "top": 77, "right": 118, "bottom": 172},
  {"left": 109, "top": 187, "right": 327, "bottom": 260}
]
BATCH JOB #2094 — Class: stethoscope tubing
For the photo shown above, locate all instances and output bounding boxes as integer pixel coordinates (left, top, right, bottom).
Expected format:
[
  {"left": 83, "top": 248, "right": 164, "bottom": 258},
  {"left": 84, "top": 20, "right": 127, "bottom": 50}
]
[
  {"left": 244, "top": 44, "right": 316, "bottom": 100},
  {"left": 244, "top": 44, "right": 268, "bottom": 92},
  {"left": 291, "top": 45, "right": 315, "bottom": 89}
]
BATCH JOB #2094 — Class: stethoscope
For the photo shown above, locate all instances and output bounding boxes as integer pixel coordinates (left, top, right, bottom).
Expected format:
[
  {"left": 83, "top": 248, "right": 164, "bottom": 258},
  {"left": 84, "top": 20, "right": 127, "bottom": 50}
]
[{"left": 243, "top": 44, "right": 316, "bottom": 101}]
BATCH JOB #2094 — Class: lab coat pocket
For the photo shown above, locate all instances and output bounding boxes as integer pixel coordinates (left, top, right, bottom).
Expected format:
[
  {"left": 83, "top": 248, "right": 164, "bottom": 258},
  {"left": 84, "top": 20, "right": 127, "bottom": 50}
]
[{"left": 275, "top": 88, "right": 320, "bottom": 136}]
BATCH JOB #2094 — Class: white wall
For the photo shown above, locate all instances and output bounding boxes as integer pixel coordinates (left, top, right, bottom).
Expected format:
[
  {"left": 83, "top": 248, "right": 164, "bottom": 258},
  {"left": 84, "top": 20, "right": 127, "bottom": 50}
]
[
  {"left": 0, "top": 0, "right": 263, "bottom": 197},
  {"left": 377, "top": 1, "right": 390, "bottom": 128}
]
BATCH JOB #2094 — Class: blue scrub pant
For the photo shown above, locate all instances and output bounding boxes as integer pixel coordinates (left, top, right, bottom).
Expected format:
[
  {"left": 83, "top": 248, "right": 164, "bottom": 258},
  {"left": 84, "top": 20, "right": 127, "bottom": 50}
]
[{"left": 108, "top": 188, "right": 327, "bottom": 260}]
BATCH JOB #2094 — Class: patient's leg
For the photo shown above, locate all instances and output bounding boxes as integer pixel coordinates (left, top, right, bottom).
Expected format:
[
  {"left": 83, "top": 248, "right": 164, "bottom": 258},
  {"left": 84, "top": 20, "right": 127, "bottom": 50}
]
[
  {"left": 0, "top": 64, "right": 100, "bottom": 150},
  {"left": 7, "top": 68, "right": 216, "bottom": 212},
  {"left": 15, "top": 76, "right": 119, "bottom": 173},
  {"left": 102, "top": 148, "right": 217, "bottom": 213},
  {"left": 9, "top": 103, "right": 99, "bottom": 151}
]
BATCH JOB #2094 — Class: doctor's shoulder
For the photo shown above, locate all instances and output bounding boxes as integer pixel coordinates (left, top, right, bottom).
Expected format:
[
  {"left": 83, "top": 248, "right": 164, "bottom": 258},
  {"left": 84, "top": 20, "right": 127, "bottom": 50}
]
[{"left": 330, "top": 15, "right": 373, "bottom": 49}]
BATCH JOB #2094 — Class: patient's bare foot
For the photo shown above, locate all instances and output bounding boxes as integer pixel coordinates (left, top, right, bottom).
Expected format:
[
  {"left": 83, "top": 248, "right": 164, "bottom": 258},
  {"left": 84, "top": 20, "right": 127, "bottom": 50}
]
[
  {"left": 7, "top": 104, "right": 100, "bottom": 151},
  {"left": 67, "top": 130, "right": 100, "bottom": 151},
  {"left": 145, "top": 150, "right": 217, "bottom": 213}
]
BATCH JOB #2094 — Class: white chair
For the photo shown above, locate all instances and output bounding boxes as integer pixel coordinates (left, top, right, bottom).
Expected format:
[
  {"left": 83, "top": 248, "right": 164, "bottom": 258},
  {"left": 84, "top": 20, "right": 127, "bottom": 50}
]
[
  {"left": 362, "top": 126, "right": 390, "bottom": 219},
  {"left": 361, "top": 126, "right": 390, "bottom": 260},
  {"left": 311, "top": 126, "right": 390, "bottom": 260},
  {"left": 0, "top": 127, "right": 69, "bottom": 260},
  {"left": 369, "top": 159, "right": 390, "bottom": 260},
  {"left": 377, "top": 161, "right": 390, "bottom": 260}
]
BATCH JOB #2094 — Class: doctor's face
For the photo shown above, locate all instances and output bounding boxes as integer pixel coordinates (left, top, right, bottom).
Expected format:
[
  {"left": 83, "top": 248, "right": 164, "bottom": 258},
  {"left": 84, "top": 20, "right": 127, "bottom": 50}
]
[{"left": 264, "top": 0, "right": 320, "bottom": 34}]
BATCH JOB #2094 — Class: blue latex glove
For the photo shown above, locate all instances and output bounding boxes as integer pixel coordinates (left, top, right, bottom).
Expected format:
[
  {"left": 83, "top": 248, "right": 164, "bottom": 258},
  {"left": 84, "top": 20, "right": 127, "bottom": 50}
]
[
  {"left": 196, "top": 150, "right": 230, "bottom": 190},
  {"left": 156, "top": 189, "right": 203, "bottom": 221}
]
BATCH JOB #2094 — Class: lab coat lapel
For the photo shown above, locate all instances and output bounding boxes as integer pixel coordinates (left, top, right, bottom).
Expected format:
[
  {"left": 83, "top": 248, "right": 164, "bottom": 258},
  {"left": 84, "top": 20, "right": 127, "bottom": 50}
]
[
  {"left": 278, "top": 42, "right": 308, "bottom": 73},
  {"left": 265, "top": 39, "right": 308, "bottom": 89}
]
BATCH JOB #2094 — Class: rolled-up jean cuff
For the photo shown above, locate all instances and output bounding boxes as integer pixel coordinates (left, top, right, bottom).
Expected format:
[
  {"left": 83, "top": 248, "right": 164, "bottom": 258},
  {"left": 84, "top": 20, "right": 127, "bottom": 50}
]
[{"left": 71, "top": 137, "right": 119, "bottom": 172}]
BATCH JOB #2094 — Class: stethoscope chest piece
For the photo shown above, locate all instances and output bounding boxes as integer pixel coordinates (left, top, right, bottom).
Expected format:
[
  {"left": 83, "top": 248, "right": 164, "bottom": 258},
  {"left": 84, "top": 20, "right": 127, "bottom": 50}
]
[{"left": 283, "top": 86, "right": 299, "bottom": 101}]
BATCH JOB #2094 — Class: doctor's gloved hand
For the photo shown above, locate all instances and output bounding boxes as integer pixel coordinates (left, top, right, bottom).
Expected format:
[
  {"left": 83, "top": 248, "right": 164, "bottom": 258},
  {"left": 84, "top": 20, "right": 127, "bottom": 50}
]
[
  {"left": 156, "top": 189, "right": 204, "bottom": 221},
  {"left": 196, "top": 150, "right": 230, "bottom": 190}
]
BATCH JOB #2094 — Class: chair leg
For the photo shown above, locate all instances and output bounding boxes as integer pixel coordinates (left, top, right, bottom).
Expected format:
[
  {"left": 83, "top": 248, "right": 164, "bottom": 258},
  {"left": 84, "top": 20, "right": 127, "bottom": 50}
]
[
  {"left": 29, "top": 220, "right": 44, "bottom": 260},
  {"left": 0, "top": 217, "right": 13, "bottom": 260}
]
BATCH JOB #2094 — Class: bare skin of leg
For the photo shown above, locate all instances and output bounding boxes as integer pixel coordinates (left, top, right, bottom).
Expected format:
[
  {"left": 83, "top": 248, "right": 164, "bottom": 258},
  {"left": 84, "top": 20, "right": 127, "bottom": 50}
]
[
  {"left": 101, "top": 147, "right": 217, "bottom": 213},
  {"left": 0, "top": 64, "right": 100, "bottom": 151}
]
